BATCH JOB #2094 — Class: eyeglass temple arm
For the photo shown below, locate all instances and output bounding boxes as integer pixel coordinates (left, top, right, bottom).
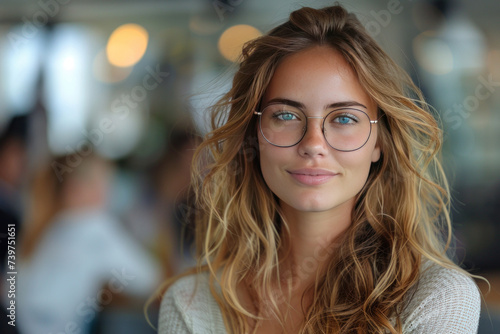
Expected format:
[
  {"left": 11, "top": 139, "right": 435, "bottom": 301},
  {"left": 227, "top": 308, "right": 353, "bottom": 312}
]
[{"left": 372, "top": 112, "right": 386, "bottom": 124}]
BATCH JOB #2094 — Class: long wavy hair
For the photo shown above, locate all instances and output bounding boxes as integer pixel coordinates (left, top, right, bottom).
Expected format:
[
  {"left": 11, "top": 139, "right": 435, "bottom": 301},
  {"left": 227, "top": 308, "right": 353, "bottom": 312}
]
[{"left": 159, "top": 4, "right": 470, "bottom": 333}]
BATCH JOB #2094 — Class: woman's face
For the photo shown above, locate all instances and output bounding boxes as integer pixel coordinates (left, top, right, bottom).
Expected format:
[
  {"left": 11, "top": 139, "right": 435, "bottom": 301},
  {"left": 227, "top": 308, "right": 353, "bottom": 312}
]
[{"left": 258, "top": 46, "right": 381, "bottom": 217}]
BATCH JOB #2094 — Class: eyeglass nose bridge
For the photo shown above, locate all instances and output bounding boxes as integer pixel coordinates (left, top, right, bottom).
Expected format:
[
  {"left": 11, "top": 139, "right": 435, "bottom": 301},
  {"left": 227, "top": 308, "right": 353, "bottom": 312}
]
[{"left": 301, "top": 115, "right": 327, "bottom": 136}]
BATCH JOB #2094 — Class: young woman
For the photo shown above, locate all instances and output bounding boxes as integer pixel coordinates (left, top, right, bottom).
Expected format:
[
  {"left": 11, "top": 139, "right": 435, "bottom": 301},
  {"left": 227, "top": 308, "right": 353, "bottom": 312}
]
[{"left": 157, "top": 4, "right": 481, "bottom": 333}]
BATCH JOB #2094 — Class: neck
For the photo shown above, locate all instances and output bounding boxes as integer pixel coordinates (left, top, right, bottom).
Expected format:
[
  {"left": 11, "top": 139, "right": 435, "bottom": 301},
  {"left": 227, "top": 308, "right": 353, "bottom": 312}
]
[{"left": 279, "top": 199, "right": 353, "bottom": 288}]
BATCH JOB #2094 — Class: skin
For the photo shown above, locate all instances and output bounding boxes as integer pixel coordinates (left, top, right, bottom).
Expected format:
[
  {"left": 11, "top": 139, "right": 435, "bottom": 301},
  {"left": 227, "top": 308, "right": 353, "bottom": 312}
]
[
  {"left": 0, "top": 138, "right": 26, "bottom": 190},
  {"left": 258, "top": 45, "right": 381, "bottom": 294},
  {"left": 61, "top": 158, "right": 112, "bottom": 210}
]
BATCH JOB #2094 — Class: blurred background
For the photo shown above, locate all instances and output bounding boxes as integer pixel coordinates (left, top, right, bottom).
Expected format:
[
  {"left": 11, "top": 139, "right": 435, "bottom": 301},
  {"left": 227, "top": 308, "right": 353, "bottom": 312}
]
[{"left": 0, "top": 0, "right": 498, "bottom": 333}]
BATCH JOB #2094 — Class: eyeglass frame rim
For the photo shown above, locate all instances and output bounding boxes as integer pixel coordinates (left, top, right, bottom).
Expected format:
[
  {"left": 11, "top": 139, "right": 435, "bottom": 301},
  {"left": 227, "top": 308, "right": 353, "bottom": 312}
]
[{"left": 253, "top": 105, "right": 381, "bottom": 152}]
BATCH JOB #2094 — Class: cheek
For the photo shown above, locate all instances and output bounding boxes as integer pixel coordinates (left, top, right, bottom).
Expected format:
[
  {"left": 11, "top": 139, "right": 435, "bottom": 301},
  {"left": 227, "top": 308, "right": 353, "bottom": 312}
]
[
  {"left": 337, "top": 146, "right": 377, "bottom": 181},
  {"left": 258, "top": 137, "right": 289, "bottom": 188}
]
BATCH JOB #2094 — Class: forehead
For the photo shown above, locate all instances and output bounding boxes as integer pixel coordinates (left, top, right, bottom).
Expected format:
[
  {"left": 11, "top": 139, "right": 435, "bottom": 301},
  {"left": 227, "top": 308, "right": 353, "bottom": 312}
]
[{"left": 262, "top": 46, "right": 376, "bottom": 115}]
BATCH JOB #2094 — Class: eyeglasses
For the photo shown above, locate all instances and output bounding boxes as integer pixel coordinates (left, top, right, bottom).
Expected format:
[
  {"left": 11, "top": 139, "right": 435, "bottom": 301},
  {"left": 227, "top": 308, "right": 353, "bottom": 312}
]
[{"left": 254, "top": 104, "right": 379, "bottom": 152}]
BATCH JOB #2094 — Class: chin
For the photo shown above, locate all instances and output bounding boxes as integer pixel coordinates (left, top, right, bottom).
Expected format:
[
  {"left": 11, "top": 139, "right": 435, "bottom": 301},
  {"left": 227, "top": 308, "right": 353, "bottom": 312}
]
[{"left": 282, "top": 197, "right": 333, "bottom": 212}]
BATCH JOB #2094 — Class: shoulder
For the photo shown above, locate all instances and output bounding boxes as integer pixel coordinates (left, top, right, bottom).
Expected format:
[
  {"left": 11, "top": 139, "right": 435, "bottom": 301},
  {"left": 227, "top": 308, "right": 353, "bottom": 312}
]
[
  {"left": 402, "top": 261, "right": 481, "bottom": 334},
  {"left": 158, "top": 273, "right": 226, "bottom": 334},
  {"left": 162, "top": 273, "right": 213, "bottom": 311},
  {"left": 411, "top": 261, "right": 480, "bottom": 302},
  {"left": 48, "top": 209, "right": 118, "bottom": 242}
]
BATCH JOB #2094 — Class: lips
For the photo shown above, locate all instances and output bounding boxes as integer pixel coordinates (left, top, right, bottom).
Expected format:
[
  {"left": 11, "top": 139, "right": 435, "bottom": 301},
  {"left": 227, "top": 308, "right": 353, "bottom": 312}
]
[{"left": 287, "top": 168, "right": 337, "bottom": 185}]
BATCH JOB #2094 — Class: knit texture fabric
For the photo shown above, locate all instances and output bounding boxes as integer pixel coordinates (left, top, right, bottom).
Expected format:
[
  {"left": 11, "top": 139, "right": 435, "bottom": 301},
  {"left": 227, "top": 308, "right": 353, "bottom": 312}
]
[{"left": 158, "top": 262, "right": 480, "bottom": 333}]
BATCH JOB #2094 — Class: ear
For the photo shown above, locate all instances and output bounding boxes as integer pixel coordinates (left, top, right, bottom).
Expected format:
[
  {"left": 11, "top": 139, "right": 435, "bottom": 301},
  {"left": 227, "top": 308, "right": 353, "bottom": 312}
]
[
  {"left": 371, "top": 107, "right": 383, "bottom": 163},
  {"left": 371, "top": 143, "right": 381, "bottom": 163}
]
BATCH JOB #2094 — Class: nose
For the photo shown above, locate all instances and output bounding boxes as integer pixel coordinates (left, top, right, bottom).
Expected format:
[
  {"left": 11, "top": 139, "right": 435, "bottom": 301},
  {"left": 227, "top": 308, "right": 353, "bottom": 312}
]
[{"left": 297, "top": 117, "right": 329, "bottom": 157}]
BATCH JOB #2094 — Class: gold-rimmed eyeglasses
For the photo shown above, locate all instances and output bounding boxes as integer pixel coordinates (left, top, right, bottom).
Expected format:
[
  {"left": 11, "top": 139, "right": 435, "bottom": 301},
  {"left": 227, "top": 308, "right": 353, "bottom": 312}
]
[{"left": 254, "top": 104, "right": 379, "bottom": 152}]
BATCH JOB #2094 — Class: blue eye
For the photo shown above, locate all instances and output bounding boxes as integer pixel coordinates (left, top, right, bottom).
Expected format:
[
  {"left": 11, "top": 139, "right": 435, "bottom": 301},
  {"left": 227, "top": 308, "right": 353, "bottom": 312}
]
[
  {"left": 274, "top": 112, "right": 298, "bottom": 121},
  {"left": 333, "top": 114, "right": 357, "bottom": 125}
]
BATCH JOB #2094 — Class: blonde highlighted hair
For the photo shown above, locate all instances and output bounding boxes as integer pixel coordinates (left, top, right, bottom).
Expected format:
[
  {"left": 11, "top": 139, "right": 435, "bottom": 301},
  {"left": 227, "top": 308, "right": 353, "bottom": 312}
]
[{"left": 156, "top": 4, "right": 473, "bottom": 333}]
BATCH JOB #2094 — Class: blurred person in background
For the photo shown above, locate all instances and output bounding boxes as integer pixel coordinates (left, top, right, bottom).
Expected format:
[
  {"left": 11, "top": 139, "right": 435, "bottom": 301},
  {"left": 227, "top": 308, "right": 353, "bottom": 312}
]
[
  {"left": 16, "top": 152, "right": 161, "bottom": 334},
  {"left": 0, "top": 114, "right": 28, "bottom": 334},
  {"left": 0, "top": 115, "right": 28, "bottom": 263}
]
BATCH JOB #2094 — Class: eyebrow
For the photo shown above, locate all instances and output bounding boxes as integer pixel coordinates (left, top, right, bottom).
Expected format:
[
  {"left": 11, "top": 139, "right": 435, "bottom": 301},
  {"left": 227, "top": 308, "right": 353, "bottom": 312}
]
[{"left": 264, "top": 98, "right": 367, "bottom": 110}]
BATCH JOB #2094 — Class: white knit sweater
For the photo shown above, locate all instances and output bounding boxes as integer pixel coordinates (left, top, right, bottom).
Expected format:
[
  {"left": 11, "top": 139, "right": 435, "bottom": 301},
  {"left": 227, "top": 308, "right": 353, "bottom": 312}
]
[{"left": 158, "top": 262, "right": 480, "bottom": 333}]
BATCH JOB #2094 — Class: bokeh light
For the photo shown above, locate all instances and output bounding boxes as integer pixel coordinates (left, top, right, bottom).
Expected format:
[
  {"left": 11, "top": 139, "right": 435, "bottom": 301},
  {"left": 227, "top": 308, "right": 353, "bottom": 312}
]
[
  {"left": 218, "top": 24, "right": 261, "bottom": 62},
  {"left": 106, "top": 23, "right": 149, "bottom": 67}
]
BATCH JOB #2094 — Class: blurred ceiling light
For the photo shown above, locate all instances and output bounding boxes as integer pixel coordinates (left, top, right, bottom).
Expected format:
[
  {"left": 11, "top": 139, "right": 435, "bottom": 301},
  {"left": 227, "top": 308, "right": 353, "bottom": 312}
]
[
  {"left": 44, "top": 25, "right": 93, "bottom": 155},
  {"left": 2, "top": 26, "right": 46, "bottom": 113},
  {"left": 218, "top": 24, "right": 261, "bottom": 62},
  {"left": 106, "top": 23, "right": 148, "bottom": 67},
  {"left": 93, "top": 49, "right": 133, "bottom": 83},
  {"left": 413, "top": 31, "right": 453, "bottom": 75},
  {"left": 61, "top": 55, "right": 76, "bottom": 71}
]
